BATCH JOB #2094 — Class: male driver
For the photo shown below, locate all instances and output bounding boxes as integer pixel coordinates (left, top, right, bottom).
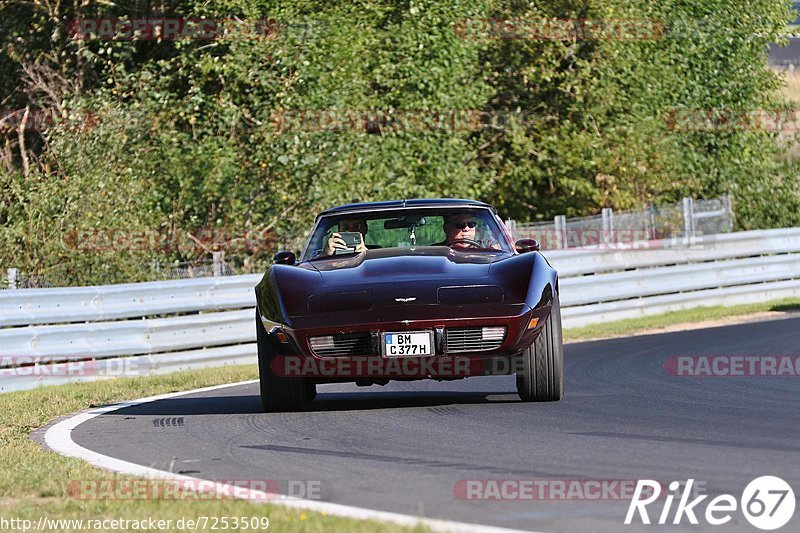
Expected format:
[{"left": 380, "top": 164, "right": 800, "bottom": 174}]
[
  {"left": 321, "top": 218, "right": 369, "bottom": 256},
  {"left": 436, "top": 213, "right": 501, "bottom": 250}
]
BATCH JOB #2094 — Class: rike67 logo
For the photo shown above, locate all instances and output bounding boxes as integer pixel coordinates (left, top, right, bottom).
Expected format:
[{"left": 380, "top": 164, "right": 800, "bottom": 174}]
[{"left": 626, "top": 477, "right": 795, "bottom": 530}]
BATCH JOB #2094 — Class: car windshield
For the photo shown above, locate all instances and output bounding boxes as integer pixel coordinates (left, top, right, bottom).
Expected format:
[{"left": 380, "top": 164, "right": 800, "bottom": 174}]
[{"left": 303, "top": 207, "right": 512, "bottom": 261}]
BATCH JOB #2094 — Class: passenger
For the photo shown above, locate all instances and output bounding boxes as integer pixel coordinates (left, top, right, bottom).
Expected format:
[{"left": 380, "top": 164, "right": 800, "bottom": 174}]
[{"left": 321, "top": 218, "right": 369, "bottom": 256}]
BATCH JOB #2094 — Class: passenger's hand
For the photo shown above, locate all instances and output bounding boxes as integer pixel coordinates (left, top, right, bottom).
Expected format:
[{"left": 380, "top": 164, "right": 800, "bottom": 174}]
[
  {"left": 324, "top": 233, "right": 347, "bottom": 256},
  {"left": 354, "top": 234, "right": 368, "bottom": 253},
  {"left": 324, "top": 233, "right": 367, "bottom": 255}
]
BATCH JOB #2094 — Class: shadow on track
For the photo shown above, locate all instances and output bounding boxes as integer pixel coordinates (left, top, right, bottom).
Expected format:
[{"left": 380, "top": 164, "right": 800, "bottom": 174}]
[
  {"left": 100, "top": 389, "right": 520, "bottom": 417},
  {"left": 307, "top": 390, "right": 520, "bottom": 412}
]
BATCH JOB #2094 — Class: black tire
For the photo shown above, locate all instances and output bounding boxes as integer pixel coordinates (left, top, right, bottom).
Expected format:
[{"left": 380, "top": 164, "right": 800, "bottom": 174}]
[
  {"left": 516, "top": 294, "right": 564, "bottom": 402},
  {"left": 306, "top": 382, "right": 317, "bottom": 402},
  {"left": 256, "top": 312, "right": 313, "bottom": 412}
]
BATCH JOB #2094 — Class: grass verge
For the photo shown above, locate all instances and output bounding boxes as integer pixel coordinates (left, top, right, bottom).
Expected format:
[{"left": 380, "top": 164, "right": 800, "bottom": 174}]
[
  {"left": 563, "top": 298, "right": 800, "bottom": 342},
  {"left": 1, "top": 365, "right": 424, "bottom": 533}
]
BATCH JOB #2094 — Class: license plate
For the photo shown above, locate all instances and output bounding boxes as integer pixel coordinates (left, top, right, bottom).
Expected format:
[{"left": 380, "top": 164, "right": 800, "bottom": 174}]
[{"left": 382, "top": 331, "right": 434, "bottom": 357}]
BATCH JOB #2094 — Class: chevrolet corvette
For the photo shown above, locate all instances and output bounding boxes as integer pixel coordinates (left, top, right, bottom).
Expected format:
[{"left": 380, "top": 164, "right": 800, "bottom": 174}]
[{"left": 255, "top": 198, "right": 563, "bottom": 411}]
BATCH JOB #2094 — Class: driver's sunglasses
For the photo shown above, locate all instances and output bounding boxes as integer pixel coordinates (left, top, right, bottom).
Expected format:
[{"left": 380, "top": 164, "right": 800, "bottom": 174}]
[{"left": 452, "top": 221, "right": 477, "bottom": 230}]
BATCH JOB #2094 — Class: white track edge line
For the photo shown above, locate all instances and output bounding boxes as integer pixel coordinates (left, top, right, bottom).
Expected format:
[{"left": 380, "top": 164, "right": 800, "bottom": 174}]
[{"left": 43, "top": 379, "right": 537, "bottom": 533}]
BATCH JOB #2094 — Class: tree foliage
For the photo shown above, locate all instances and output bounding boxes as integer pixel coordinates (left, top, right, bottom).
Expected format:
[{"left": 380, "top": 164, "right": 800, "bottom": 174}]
[{"left": 0, "top": 0, "right": 797, "bottom": 284}]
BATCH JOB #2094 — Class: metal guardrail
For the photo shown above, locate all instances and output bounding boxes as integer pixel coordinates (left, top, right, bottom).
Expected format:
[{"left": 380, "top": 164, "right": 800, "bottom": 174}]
[
  {"left": 2, "top": 228, "right": 800, "bottom": 392},
  {"left": 546, "top": 228, "right": 800, "bottom": 276},
  {"left": 0, "top": 309, "right": 254, "bottom": 359},
  {"left": 0, "top": 344, "right": 256, "bottom": 393},
  {"left": 560, "top": 253, "right": 800, "bottom": 307},
  {"left": 0, "top": 275, "right": 261, "bottom": 327},
  {"left": 562, "top": 279, "right": 800, "bottom": 327}
]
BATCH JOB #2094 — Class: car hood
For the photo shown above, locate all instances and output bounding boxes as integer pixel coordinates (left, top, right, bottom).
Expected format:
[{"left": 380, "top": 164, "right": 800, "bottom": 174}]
[
  {"left": 262, "top": 247, "right": 543, "bottom": 326},
  {"left": 306, "top": 246, "right": 509, "bottom": 286}
]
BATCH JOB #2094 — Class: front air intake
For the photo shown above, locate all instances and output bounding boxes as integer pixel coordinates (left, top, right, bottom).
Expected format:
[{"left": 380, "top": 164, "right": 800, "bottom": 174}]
[
  {"left": 309, "top": 332, "right": 372, "bottom": 357},
  {"left": 445, "top": 326, "right": 506, "bottom": 353}
]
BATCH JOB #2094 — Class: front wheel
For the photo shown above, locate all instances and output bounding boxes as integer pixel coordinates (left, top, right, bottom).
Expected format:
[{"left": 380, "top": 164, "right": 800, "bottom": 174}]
[
  {"left": 256, "top": 312, "right": 313, "bottom": 412},
  {"left": 516, "top": 295, "right": 564, "bottom": 402}
]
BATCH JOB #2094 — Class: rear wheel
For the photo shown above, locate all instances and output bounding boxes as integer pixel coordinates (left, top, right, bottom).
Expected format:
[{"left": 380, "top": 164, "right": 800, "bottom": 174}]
[
  {"left": 256, "top": 312, "right": 313, "bottom": 412},
  {"left": 516, "top": 295, "right": 564, "bottom": 402}
]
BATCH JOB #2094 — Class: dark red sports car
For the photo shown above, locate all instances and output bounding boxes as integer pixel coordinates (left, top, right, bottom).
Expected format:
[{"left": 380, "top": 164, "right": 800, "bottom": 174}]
[{"left": 255, "top": 199, "right": 563, "bottom": 411}]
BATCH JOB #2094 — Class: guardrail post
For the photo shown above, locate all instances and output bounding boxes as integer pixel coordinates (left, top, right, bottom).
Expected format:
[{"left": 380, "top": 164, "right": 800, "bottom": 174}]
[
  {"left": 505, "top": 218, "right": 516, "bottom": 241},
  {"left": 723, "top": 193, "right": 734, "bottom": 232},
  {"left": 7, "top": 268, "right": 18, "bottom": 290},
  {"left": 602, "top": 208, "right": 614, "bottom": 247},
  {"left": 682, "top": 197, "right": 695, "bottom": 240},
  {"left": 213, "top": 252, "right": 225, "bottom": 277},
  {"left": 554, "top": 215, "right": 567, "bottom": 249},
  {"left": 646, "top": 204, "right": 657, "bottom": 240}
]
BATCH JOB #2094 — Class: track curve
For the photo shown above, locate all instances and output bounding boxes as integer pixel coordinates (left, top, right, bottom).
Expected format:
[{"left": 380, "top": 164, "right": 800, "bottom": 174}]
[{"left": 61, "top": 317, "right": 800, "bottom": 532}]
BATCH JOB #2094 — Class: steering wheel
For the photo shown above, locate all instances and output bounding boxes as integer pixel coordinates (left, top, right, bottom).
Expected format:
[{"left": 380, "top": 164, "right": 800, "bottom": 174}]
[{"left": 448, "top": 238, "right": 482, "bottom": 249}]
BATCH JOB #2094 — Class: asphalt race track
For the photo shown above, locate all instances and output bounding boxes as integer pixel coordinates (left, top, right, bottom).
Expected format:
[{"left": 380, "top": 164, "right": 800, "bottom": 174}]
[{"left": 64, "top": 317, "right": 800, "bottom": 532}]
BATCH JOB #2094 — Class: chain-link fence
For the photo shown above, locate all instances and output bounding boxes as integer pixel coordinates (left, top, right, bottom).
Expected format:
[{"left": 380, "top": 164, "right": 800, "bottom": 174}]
[
  {"left": 2, "top": 270, "right": 54, "bottom": 289},
  {"left": 506, "top": 194, "right": 734, "bottom": 250},
  {"left": 1, "top": 194, "right": 736, "bottom": 288},
  {"left": 691, "top": 196, "right": 735, "bottom": 236},
  {"left": 509, "top": 220, "right": 556, "bottom": 247},
  {"left": 3, "top": 252, "right": 237, "bottom": 290},
  {"left": 150, "top": 253, "right": 236, "bottom": 280}
]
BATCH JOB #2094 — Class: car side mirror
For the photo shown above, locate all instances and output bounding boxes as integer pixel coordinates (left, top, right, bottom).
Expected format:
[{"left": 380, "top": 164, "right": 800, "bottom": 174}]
[
  {"left": 515, "top": 239, "right": 540, "bottom": 253},
  {"left": 273, "top": 251, "right": 297, "bottom": 265}
]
